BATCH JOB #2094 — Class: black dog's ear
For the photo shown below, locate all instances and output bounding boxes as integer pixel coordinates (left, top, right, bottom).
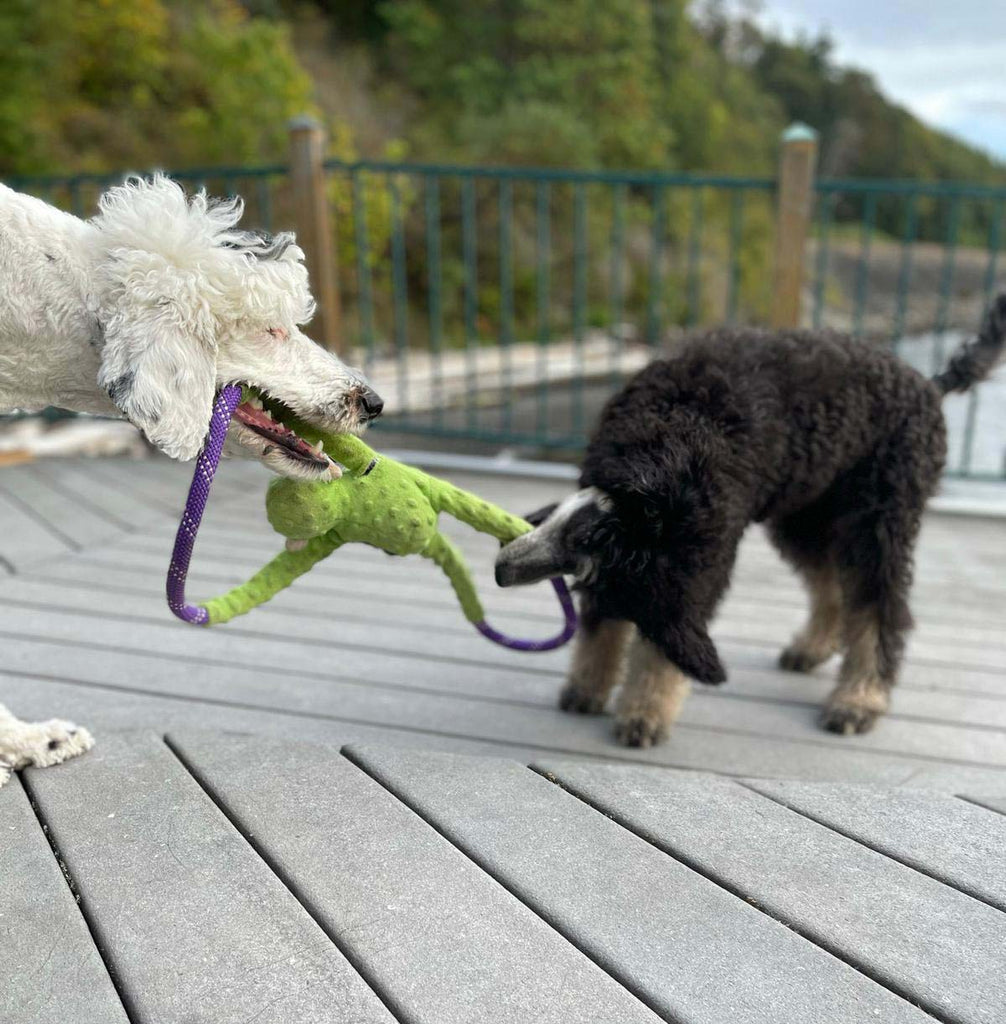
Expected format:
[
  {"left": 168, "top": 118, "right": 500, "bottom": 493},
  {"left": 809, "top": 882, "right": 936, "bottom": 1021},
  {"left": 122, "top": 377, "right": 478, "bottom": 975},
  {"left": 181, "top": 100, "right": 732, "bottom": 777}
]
[
  {"left": 523, "top": 502, "right": 559, "bottom": 527},
  {"left": 651, "top": 620, "right": 727, "bottom": 685}
]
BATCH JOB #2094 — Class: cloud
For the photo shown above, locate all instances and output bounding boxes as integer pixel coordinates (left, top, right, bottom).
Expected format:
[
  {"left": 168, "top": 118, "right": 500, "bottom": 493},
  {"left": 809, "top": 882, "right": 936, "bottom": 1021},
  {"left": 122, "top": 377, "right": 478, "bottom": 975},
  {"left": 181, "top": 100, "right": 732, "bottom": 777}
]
[
  {"left": 963, "top": 99, "right": 1006, "bottom": 117},
  {"left": 755, "top": 2, "right": 1006, "bottom": 158}
]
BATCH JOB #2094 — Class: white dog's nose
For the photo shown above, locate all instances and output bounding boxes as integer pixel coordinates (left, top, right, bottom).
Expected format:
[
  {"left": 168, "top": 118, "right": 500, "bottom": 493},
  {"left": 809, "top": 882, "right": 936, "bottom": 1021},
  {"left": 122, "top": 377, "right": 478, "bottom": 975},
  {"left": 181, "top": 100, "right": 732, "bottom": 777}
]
[{"left": 360, "top": 387, "right": 384, "bottom": 421}]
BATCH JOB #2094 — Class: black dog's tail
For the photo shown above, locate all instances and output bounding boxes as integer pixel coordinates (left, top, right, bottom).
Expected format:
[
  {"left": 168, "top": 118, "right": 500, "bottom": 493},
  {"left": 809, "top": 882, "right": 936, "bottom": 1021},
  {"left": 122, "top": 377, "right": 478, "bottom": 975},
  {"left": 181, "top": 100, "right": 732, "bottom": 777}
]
[{"left": 933, "top": 292, "right": 1006, "bottom": 394}]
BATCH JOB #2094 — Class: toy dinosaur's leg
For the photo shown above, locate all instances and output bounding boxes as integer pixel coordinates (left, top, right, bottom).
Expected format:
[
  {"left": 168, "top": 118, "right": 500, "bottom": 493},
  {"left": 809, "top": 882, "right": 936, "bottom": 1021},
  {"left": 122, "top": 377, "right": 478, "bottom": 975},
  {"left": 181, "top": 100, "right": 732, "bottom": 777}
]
[
  {"left": 430, "top": 481, "right": 532, "bottom": 545},
  {"left": 203, "top": 533, "right": 343, "bottom": 624},
  {"left": 422, "top": 532, "right": 485, "bottom": 624}
]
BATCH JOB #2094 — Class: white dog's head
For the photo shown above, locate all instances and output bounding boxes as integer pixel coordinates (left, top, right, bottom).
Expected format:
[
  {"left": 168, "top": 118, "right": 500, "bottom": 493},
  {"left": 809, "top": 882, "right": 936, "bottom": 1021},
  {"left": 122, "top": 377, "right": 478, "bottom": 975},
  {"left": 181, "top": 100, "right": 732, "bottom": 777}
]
[{"left": 91, "top": 174, "right": 382, "bottom": 479}]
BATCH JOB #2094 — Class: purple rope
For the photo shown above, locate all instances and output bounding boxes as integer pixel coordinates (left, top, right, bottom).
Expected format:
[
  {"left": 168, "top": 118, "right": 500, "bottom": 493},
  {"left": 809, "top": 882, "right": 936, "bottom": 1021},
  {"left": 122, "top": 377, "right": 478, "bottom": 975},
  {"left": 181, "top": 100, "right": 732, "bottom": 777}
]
[
  {"left": 475, "top": 577, "right": 577, "bottom": 651},
  {"left": 166, "top": 385, "right": 242, "bottom": 624}
]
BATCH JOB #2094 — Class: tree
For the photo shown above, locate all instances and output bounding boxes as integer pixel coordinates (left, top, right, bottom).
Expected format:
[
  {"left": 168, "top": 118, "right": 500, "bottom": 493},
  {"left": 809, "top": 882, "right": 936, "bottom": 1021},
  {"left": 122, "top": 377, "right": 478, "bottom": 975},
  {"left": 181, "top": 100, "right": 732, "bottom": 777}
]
[
  {"left": 0, "top": 0, "right": 314, "bottom": 175},
  {"left": 380, "top": 0, "right": 670, "bottom": 168}
]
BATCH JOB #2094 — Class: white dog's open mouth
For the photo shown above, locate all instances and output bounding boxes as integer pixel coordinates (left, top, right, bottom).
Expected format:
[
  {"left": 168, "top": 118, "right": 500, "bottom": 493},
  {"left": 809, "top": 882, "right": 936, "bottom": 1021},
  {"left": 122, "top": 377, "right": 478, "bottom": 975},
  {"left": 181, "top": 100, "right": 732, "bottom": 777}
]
[{"left": 231, "top": 387, "right": 342, "bottom": 480}]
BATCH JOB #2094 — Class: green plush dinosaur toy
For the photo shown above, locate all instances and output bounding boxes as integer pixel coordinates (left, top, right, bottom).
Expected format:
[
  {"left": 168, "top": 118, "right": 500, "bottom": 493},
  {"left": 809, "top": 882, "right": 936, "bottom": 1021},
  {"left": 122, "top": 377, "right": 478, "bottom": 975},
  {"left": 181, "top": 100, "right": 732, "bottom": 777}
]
[{"left": 197, "top": 426, "right": 576, "bottom": 651}]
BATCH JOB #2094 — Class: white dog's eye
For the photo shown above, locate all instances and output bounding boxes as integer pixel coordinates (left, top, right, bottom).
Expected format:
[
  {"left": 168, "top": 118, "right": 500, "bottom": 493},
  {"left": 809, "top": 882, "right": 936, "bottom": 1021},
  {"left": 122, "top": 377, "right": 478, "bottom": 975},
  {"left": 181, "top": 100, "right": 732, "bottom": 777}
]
[{"left": 266, "top": 327, "right": 289, "bottom": 341}]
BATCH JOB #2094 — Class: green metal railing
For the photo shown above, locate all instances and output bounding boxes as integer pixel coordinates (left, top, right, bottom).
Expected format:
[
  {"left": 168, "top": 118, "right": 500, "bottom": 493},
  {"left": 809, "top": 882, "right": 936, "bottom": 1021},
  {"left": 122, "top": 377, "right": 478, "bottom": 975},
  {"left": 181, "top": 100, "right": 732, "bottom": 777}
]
[
  {"left": 1, "top": 165, "right": 287, "bottom": 231},
  {"left": 326, "top": 158, "right": 777, "bottom": 451},
  {"left": 2, "top": 161, "right": 1004, "bottom": 478},
  {"left": 812, "top": 177, "right": 1006, "bottom": 478},
  {"left": 328, "top": 160, "right": 1005, "bottom": 478}
]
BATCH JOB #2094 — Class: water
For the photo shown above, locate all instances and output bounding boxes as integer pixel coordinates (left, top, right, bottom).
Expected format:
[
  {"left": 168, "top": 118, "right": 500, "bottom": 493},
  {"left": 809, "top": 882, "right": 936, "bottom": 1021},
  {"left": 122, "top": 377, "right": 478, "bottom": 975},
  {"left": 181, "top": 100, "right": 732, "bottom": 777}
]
[{"left": 898, "top": 331, "right": 1006, "bottom": 478}]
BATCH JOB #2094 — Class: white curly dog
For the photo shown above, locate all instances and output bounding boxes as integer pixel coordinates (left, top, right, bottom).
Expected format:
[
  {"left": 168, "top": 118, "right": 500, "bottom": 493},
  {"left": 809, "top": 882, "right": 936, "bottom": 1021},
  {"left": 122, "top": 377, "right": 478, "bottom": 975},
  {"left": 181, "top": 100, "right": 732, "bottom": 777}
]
[{"left": 0, "top": 174, "right": 383, "bottom": 786}]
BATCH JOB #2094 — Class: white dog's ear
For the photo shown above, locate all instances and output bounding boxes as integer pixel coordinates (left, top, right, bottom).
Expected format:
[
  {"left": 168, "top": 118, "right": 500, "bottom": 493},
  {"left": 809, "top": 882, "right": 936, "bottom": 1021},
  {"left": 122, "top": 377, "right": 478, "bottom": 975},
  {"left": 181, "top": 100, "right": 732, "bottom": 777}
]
[{"left": 98, "top": 305, "right": 217, "bottom": 461}]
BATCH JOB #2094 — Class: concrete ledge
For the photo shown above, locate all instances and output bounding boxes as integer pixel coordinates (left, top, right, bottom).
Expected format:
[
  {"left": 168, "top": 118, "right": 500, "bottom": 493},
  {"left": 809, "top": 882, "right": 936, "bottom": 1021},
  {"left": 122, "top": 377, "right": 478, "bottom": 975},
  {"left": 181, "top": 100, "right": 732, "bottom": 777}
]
[
  {"left": 385, "top": 448, "right": 580, "bottom": 482},
  {"left": 396, "top": 450, "right": 1006, "bottom": 520},
  {"left": 931, "top": 478, "right": 1006, "bottom": 520}
]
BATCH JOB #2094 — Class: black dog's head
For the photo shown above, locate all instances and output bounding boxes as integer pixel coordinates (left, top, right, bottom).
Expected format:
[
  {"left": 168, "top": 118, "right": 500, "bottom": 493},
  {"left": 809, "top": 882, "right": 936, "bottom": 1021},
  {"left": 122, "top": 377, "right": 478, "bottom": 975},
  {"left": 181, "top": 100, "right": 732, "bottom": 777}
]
[
  {"left": 494, "top": 489, "right": 616, "bottom": 589},
  {"left": 495, "top": 482, "right": 727, "bottom": 686}
]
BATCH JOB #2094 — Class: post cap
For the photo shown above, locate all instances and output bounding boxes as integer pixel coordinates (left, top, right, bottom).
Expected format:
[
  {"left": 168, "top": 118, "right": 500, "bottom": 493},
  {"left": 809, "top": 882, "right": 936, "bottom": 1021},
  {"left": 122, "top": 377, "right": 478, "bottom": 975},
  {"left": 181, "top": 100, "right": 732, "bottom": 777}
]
[
  {"left": 782, "top": 122, "right": 819, "bottom": 143},
  {"left": 288, "top": 114, "right": 323, "bottom": 132}
]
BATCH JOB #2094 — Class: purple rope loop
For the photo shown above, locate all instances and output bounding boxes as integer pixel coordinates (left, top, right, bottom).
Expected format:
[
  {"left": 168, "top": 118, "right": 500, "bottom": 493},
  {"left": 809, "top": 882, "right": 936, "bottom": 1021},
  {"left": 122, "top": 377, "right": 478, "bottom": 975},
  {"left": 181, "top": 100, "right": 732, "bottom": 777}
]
[
  {"left": 166, "top": 384, "right": 242, "bottom": 624},
  {"left": 475, "top": 576, "right": 577, "bottom": 652}
]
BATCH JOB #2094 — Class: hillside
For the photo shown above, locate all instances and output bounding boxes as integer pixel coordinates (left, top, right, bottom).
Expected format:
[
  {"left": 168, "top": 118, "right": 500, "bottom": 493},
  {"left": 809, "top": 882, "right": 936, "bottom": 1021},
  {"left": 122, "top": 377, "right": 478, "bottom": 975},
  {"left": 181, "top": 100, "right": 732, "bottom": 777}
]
[
  {"left": 294, "top": 0, "right": 1005, "bottom": 187},
  {"left": 2, "top": 0, "right": 1002, "bottom": 192}
]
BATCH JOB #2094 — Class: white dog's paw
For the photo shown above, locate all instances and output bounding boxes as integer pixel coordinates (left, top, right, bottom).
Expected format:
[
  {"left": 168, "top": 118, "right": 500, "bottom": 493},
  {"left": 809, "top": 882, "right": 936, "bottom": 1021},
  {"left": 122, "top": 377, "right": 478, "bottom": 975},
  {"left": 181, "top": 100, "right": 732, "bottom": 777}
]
[{"left": 0, "top": 717, "right": 95, "bottom": 781}]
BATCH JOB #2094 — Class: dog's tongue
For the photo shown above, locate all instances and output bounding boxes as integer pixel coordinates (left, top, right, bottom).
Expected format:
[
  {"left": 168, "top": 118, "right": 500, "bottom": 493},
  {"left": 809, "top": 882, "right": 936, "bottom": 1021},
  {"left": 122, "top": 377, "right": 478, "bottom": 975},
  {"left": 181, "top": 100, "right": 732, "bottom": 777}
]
[{"left": 233, "top": 400, "right": 330, "bottom": 468}]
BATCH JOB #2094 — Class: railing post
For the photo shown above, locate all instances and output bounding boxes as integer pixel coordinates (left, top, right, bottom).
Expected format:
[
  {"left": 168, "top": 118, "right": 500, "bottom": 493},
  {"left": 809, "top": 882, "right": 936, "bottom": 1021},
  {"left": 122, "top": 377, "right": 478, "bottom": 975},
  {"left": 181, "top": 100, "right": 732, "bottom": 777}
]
[
  {"left": 771, "top": 123, "right": 819, "bottom": 329},
  {"left": 288, "top": 115, "right": 342, "bottom": 352}
]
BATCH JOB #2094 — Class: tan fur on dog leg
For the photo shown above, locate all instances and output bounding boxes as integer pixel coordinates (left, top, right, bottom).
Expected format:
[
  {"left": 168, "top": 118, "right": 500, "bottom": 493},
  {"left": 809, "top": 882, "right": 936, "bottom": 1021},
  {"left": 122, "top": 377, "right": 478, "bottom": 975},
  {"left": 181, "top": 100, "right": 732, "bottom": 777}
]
[
  {"left": 614, "top": 636, "right": 691, "bottom": 748},
  {"left": 780, "top": 563, "right": 843, "bottom": 672},
  {"left": 559, "top": 620, "right": 634, "bottom": 714},
  {"left": 822, "top": 614, "right": 891, "bottom": 735}
]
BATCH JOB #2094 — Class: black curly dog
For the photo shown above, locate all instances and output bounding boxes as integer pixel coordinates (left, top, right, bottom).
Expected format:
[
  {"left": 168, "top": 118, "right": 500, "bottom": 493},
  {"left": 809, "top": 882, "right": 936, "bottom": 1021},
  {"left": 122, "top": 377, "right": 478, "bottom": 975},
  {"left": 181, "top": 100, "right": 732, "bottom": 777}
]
[{"left": 496, "top": 295, "right": 1006, "bottom": 747}]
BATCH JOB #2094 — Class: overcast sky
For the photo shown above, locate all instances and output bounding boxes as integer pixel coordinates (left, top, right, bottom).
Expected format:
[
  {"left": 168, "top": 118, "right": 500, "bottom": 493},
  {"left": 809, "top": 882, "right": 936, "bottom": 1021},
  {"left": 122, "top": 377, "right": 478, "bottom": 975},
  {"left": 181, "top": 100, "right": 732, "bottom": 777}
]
[{"left": 754, "top": 1, "right": 1006, "bottom": 160}]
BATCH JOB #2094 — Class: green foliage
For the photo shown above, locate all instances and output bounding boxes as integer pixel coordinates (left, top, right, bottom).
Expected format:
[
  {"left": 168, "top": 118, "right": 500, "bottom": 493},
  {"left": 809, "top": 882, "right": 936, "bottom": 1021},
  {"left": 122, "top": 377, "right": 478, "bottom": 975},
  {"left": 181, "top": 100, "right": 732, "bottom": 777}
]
[
  {"left": 736, "top": 22, "right": 1005, "bottom": 240},
  {"left": 0, "top": 0, "right": 312, "bottom": 175},
  {"left": 380, "top": 0, "right": 671, "bottom": 169},
  {"left": 5, "top": 0, "right": 1004, "bottom": 349}
]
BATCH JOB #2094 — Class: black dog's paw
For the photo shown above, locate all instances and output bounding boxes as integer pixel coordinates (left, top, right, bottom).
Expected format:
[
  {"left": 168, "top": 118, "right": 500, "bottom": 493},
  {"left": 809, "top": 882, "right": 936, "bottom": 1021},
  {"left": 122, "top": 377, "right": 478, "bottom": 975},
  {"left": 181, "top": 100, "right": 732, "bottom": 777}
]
[
  {"left": 779, "top": 645, "right": 824, "bottom": 673},
  {"left": 558, "top": 680, "right": 608, "bottom": 715},
  {"left": 820, "top": 702, "right": 880, "bottom": 735},
  {"left": 614, "top": 714, "right": 668, "bottom": 748},
  {"left": 821, "top": 682, "right": 889, "bottom": 735}
]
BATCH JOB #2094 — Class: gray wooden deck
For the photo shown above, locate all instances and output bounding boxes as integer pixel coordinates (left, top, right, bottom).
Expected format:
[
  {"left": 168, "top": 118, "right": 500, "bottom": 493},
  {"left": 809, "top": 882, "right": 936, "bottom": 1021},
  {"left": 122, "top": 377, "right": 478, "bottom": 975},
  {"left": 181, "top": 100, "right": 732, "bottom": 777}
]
[
  {"left": 2, "top": 454, "right": 1006, "bottom": 1023},
  {"left": 2, "top": 454, "right": 1006, "bottom": 789}
]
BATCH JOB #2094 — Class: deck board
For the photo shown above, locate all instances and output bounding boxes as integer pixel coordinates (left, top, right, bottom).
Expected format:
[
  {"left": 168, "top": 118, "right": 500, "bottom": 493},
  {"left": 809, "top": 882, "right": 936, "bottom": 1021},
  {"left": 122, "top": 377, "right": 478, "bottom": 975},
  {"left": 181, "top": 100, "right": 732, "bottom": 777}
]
[
  {"left": 4, "top": 439, "right": 1006, "bottom": 1021},
  {"left": 540, "top": 761, "right": 1006, "bottom": 1024},
  {"left": 168, "top": 730, "right": 661, "bottom": 1024},
  {"left": 23, "top": 732, "right": 395, "bottom": 1024},
  {"left": 18, "top": 562, "right": 1006, "bottom": 728},
  {"left": 2, "top": 569, "right": 1005, "bottom": 779},
  {"left": 963, "top": 794, "right": 1006, "bottom": 815},
  {"left": 0, "top": 465, "right": 121, "bottom": 550},
  {"left": 745, "top": 779, "right": 1006, "bottom": 911},
  {"left": 0, "top": 486, "right": 73, "bottom": 569},
  {"left": 0, "top": 778, "right": 129, "bottom": 1024},
  {"left": 347, "top": 744, "right": 933, "bottom": 1024},
  {"left": 3, "top": 452, "right": 1006, "bottom": 792},
  {"left": 4, "top": 719, "right": 1005, "bottom": 1022}
]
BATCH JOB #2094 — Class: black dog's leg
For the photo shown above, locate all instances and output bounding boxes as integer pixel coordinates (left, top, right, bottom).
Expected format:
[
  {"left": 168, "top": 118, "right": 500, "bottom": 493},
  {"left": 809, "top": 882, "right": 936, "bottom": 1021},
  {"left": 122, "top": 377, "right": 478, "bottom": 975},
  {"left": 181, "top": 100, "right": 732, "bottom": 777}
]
[
  {"left": 823, "top": 453, "right": 931, "bottom": 734},
  {"left": 769, "top": 513, "right": 843, "bottom": 673},
  {"left": 559, "top": 590, "right": 634, "bottom": 714},
  {"left": 614, "top": 635, "right": 692, "bottom": 748},
  {"left": 781, "top": 561, "right": 843, "bottom": 672},
  {"left": 822, "top": 602, "right": 902, "bottom": 734}
]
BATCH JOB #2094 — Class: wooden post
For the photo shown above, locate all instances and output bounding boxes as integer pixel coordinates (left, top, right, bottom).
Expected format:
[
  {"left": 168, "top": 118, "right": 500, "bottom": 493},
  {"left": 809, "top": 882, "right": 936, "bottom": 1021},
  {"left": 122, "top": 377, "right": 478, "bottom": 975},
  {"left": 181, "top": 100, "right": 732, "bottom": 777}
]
[
  {"left": 288, "top": 115, "right": 342, "bottom": 352},
  {"left": 771, "top": 123, "right": 819, "bottom": 329}
]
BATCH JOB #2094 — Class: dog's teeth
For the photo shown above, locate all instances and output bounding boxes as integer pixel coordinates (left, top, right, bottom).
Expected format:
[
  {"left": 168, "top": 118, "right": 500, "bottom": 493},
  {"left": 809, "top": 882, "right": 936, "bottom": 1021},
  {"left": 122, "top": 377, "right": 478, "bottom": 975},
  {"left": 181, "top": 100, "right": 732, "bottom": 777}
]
[
  {"left": 328, "top": 462, "right": 343, "bottom": 479},
  {"left": 249, "top": 397, "right": 264, "bottom": 410},
  {"left": 316, "top": 440, "right": 325, "bottom": 454}
]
